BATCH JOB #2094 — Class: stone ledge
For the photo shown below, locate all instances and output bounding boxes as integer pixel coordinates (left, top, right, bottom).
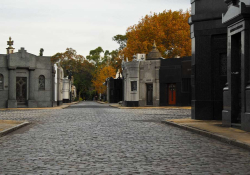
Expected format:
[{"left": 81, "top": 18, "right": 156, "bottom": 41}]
[
  {"left": 0, "top": 121, "right": 29, "bottom": 137},
  {"left": 161, "top": 120, "right": 250, "bottom": 151}
]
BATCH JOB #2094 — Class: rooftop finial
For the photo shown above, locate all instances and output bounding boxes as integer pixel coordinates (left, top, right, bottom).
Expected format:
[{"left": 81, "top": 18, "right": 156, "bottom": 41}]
[
  {"left": 133, "top": 54, "right": 137, "bottom": 61},
  {"left": 153, "top": 40, "right": 156, "bottom": 48},
  {"left": 7, "top": 37, "right": 15, "bottom": 54},
  {"left": 7, "top": 37, "right": 14, "bottom": 48},
  {"left": 40, "top": 48, "right": 44, "bottom": 56}
]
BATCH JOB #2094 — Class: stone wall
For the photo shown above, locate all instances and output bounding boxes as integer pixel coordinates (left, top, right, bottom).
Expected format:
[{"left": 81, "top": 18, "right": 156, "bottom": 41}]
[
  {"left": 122, "top": 61, "right": 140, "bottom": 107},
  {"left": 189, "top": 0, "right": 228, "bottom": 120},
  {"left": 139, "top": 60, "right": 160, "bottom": 106}
]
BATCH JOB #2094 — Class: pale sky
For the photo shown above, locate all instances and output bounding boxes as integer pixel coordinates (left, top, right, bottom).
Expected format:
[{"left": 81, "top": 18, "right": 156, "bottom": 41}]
[{"left": 0, "top": 0, "right": 190, "bottom": 57}]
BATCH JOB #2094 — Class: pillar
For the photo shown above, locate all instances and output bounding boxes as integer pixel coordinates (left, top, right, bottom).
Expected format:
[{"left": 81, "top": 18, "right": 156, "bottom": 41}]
[
  {"left": 28, "top": 70, "right": 37, "bottom": 108},
  {"left": 7, "top": 69, "right": 17, "bottom": 108}
]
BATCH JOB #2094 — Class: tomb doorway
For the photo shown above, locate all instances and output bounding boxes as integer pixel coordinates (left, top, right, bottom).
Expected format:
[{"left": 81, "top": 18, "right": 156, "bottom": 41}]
[
  {"left": 168, "top": 83, "right": 176, "bottom": 105},
  {"left": 231, "top": 33, "right": 242, "bottom": 124},
  {"left": 16, "top": 77, "right": 27, "bottom": 105},
  {"left": 146, "top": 84, "right": 153, "bottom": 105}
]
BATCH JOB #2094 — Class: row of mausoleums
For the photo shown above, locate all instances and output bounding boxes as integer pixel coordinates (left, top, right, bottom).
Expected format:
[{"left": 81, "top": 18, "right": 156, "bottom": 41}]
[
  {"left": 189, "top": 0, "right": 250, "bottom": 131},
  {"left": 106, "top": 43, "right": 191, "bottom": 107},
  {"left": 0, "top": 38, "right": 76, "bottom": 108}
]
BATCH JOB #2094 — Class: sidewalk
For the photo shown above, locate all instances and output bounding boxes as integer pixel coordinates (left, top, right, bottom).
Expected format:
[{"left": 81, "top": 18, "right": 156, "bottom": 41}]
[
  {"left": 0, "top": 101, "right": 79, "bottom": 137},
  {"left": 162, "top": 118, "right": 250, "bottom": 151}
]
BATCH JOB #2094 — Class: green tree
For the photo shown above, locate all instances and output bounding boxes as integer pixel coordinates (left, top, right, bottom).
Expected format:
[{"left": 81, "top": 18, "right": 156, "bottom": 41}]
[
  {"left": 51, "top": 48, "right": 95, "bottom": 100},
  {"left": 86, "top": 46, "right": 104, "bottom": 64},
  {"left": 73, "top": 60, "right": 95, "bottom": 100},
  {"left": 112, "top": 34, "right": 127, "bottom": 50}
]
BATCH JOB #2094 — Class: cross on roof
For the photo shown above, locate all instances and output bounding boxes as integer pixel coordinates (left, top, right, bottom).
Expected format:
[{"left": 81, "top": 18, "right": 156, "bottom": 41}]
[{"left": 7, "top": 37, "right": 14, "bottom": 47}]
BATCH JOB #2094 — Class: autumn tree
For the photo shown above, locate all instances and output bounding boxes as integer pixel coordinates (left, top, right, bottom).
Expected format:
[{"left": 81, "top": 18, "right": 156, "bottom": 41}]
[
  {"left": 121, "top": 9, "right": 191, "bottom": 60},
  {"left": 84, "top": 45, "right": 123, "bottom": 95},
  {"left": 92, "top": 65, "right": 116, "bottom": 94}
]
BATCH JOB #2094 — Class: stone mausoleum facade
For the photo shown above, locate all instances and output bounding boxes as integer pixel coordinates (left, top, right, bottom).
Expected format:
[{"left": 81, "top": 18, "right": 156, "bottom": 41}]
[
  {"left": 0, "top": 38, "right": 74, "bottom": 108},
  {"left": 0, "top": 38, "right": 54, "bottom": 108},
  {"left": 189, "top": 0, "right": 228, "bottom": 120},
  {"left": 190, "top": 0, "right": 250, "bottom": 131},
  {"left": 122, "top": 43, "right": 191, "bottom": 107},
  {"left": 160, "top": 57, "right": 191, "bottom": 106}
]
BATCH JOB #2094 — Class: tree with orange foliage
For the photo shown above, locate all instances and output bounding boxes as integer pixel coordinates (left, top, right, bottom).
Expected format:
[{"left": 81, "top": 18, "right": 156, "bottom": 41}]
[
  {"left": 92, "top": 65, "right": 116, "bottom": 94},
  {"left": 120, "top": 10, "right": 191, "bottom": 60}
]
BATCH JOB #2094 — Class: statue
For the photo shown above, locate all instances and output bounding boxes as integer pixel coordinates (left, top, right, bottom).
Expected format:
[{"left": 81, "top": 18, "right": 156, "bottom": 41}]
[{"left": 40, "top": 48, "right": 44, "bottom": 56}]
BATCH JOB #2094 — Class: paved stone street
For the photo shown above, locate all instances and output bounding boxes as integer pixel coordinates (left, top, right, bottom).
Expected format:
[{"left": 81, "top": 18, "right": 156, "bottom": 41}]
[{"left": 0, "top": 101, "right": 250, "bottom": 174}]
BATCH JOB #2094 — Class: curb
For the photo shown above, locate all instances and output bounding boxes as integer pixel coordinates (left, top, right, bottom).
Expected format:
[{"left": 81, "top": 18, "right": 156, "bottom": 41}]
[
  {"left": 0, "top": 121, "right": 30, "bottom": 137},
  {"left": 97, "top": 101, "right": 106, "bottom": 104},
  {"left": 109, "top": 105, "right": 120, "bottom": 108},
  {"left": 161, "top": 120, "right": 250, "bottom": 151},
  {"left": 61, "top": 101, "right": 80, "bottom": 109},
  {"left": 109, "top": 105, "right": 191, "bottom": 110}
]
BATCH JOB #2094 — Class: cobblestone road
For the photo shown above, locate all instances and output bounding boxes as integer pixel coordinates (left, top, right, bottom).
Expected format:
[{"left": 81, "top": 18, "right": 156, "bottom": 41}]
[{"left": 0, "top": 101, "right": 250, "bottom": 174}]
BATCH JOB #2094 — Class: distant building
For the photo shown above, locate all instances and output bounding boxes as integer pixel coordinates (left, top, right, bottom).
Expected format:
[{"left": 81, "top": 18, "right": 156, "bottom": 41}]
[
  {"left": 122, "top": 42, "right": 191, "bottom": 107},
  {"left": 106, "top": 75, "right": 123, "bottom": 103},
  {"left": 63, "top": 77, "right": 71, "bottom": 103},
  {"left": 160, "top": 57, "right": 191, "bottom": 106}
]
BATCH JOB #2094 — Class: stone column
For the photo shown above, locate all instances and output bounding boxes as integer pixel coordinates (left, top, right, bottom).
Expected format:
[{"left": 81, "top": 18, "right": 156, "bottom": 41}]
[
  {"left": 7, "top": 69, "right": 17, "bottom": 108},
  {"left": 29, "top": 70, "right": 35, "bottom": 100},
  {"left": 28, "top": 70, "right": 37, "bottom": 108},
  {"left": 242, "top": 22, "right": 250, "bottom": 131},
  {"left": 52, "top": 66, "right": 56, "bottom": 107}
]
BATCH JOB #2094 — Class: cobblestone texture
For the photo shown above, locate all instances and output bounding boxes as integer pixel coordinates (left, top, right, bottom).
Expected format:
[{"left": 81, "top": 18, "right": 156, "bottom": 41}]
[{"left": 0, "top": 101, "right": 250, "bottom": 174}]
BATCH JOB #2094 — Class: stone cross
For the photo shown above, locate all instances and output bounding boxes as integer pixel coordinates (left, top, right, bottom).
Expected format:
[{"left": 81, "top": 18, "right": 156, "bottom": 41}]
[{"left": 18, "top": 48, "right": 27, "bottom": 58}]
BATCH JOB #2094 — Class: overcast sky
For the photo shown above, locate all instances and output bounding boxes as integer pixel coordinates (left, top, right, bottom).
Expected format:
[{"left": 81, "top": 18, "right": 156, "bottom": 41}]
[{"left": 0, "top": 0, "right": 190, "bottom": 57}]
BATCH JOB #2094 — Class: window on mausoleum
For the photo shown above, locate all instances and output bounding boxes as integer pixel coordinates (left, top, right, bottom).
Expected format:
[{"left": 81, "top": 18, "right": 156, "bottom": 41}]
[
  {"left": 0, "top": 74, "right": 3, "bottom": 90},
  {"left": 131, "top": 81, "right": 137, "bottom": 91},
  {"left": 39, "top": 75, "right": 45, "bottom": 90}
]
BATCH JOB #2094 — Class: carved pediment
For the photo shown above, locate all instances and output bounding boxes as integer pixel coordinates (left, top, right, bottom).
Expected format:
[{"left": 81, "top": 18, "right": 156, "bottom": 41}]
[
  {"left": 8, "top": 48, "right": 37, "bottom": 69},
  {"left": 222, "top": 2, "right": 250, "bottom": 25}
]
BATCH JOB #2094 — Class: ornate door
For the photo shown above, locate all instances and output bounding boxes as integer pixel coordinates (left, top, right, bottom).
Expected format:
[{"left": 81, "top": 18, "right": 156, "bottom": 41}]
[
  {"left": 16, "top": 77, "right": 27, "bottom": 104},
  {"left": 168, "top": 84, "right": 176, "bottom": 105},
  {"left": 147, "top": 84, "right": 153, "bottom": 105}
]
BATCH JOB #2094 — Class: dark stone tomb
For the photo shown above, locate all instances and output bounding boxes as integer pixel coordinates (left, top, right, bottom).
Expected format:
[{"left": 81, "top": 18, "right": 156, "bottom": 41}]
[
  {"left": 222, "top": 0, "right": 250, "bottom": 131},
  {"left": 106, "top": 77, "right": 123, "bottom": 103},
  {"left": 189, "top": 0, "right": 228, "bottom": 120},
  {"left": 160, "top": 57, "right": 191, "bottom": 106}
]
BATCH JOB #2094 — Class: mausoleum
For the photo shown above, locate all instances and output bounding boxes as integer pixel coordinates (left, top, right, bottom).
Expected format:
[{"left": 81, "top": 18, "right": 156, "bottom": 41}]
[
  {"left": 190, "top": 0, "right": 250, "bottom": 131},
  {"left": 122, "top": 43, "right": 191, "bottom": 107},
  {"left": 0, "top": 38, "right": 54, "bottom": 108},
  {"left": 189, "top": 0, "right": 228, "bottom": 120},
  {"left": 222, "top": 0, "right": 250, "bottom": 131}
]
